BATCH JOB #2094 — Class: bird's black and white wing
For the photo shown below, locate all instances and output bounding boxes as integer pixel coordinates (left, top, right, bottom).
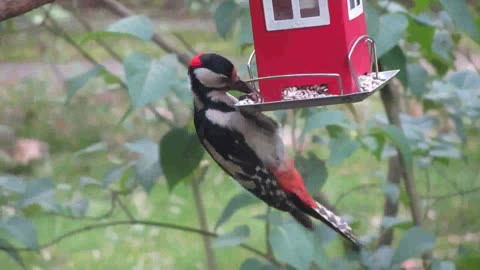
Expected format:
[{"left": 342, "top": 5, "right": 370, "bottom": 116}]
[{"left": 194, "top": 111, "right": 292, "bottom": 211}]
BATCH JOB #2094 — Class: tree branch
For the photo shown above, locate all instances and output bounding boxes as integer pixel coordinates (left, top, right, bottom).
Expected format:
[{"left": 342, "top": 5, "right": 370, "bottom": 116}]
[
  {"left": 99, "top": 0, "right": 192, "bottom": 67},
  {"left": 379, "top": 79, "right": 423, "bottom": 226},
  {"left": 377, "top": 156, "right": 402, "bottom": 247},
  {"left": 51, "top": 191, "right": 118, "bottom": 221},
  {"left": 0, "top": 219, "right": 271, "bottom": 265},
  {"left": 334, "top": 183, "right": 381, "bottom": 207},
  {"left": 43, "top": 13, "right": 175, "bottom": 127},
  {"left": 192, "top": 166, "right": 218, "bottom": 270},
  {"left": 0, "top": 0, "right": 54, "bottom": 21},
  {"left": 421, "top": 186, "right": 480, "bottom": 201}
]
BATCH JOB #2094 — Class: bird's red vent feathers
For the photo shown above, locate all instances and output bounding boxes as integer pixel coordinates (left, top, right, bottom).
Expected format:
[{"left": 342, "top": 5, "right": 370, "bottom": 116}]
[
  {"left": 189, "top": 53, "right": 203, "bottom": 67},
  {"left": 271, "top": 159, "right": 317, "bottom": 209}
]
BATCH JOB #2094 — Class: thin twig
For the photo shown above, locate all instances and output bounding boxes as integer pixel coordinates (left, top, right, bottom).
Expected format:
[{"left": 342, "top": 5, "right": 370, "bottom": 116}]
[
  {"left": 334, "top": 183, "right": 381, "bottom": 207},
  {"left": 69, "top": 8, "right": 123, "bottom": 62},
  {"left": 290, "top": 109, "right": 298, "bottom": 155},
  {"left": 379, "top": 78, "right": 423, "bottom": 226},
  {"left": 192, "top": 166, "right": 218, "bottom": 270},
  {"left": 172, "top": 32, "right": 198, "bottom": 56},
  {"left": 265, "top": 206, "right": 273, "bottom": 258},
  {"left": 99, "top": 0, "right": 192, "bottom": 67},
  {"left": 421, "top": 186, "right": 480, "bottom": 201},
  {"left": 50, "top": 192, "right": 118, "bottom": 221},
  {"left": 43, "top": 13, "right": 175, "bottom": 127},
  {"left": 0, "top": 0, "right": 54, "bottom": 21},
  {"left": 422, "top": 169, "right": 432, "bottom": 222},
  {"left": 0, "top": 219, "right": 272, "bottom": 264},
  {"left": 116, "top": 196, "right": 135, "bottom": 221}
]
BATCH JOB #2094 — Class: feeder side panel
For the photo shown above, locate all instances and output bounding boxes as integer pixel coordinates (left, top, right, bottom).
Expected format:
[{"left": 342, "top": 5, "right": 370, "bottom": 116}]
[
  {"left": 343, "top": 2, "right": 370, "bottom": 92},
  {"left": 249, "top": 0, "right": 351, "bottom": 101}
]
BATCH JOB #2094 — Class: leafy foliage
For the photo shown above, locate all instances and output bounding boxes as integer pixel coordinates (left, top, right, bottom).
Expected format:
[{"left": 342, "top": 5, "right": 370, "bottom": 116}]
[
  {"left": 81, "top": 15, "right": 154, "bottom": 44},
  {"left": 1, "top": 0, "right": 479, "bottom": 269},
  {"left": 160, "top": 128, "right": 204, "bottom": 190},
  {"left": 124, "top": 53, "right": 179, "bottom": 109}
]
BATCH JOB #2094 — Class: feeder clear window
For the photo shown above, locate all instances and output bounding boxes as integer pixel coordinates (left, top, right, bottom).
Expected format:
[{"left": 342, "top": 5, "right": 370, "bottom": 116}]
[
  {"left": 272, "top": 0, "right": 294, "bottom": 20},
  {"left": 299, "top": 0, "right": 320, "bottom": 18},
  {"left": 347, "top": 0, "right": 363, "bottom": 20},
  {"left": 263, "top": 0, "right": 330, "bottom": 31}
]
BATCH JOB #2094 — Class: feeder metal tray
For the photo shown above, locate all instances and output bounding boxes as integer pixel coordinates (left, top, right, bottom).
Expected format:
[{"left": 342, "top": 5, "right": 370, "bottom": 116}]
[
  {"left": 235, "top": 35, "right": 399, "bottom": 112},
  {"left": 235, "top": 70, "right": 399, "bottom": 112}
]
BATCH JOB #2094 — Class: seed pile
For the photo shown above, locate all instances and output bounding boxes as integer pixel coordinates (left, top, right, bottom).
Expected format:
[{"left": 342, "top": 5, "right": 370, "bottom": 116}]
[
  {"left": 237, "top": 94, "right": 259, "bottom": 105},
  {"left": 236, "top": 74, "right": 386, "bottom": 106},
  {"left": 359, "top": 74, "right": 385, "bottom": 92},
  {"left": 283, "top": 84, "right": 329, "bottom": 100}
]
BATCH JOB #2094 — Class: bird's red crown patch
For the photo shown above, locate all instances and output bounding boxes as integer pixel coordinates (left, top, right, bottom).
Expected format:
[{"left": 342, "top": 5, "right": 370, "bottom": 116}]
[{"left": 189, "top": 53, "right": 203, "bottom": 67}]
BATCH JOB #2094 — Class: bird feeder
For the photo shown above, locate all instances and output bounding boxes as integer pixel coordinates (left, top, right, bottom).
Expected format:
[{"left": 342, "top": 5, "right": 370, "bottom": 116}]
[{"left": 235, "top": 0, "right": 399, "bottom": 112}]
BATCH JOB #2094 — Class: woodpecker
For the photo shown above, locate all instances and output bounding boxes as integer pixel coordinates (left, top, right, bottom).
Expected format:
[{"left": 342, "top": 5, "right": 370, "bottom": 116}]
[{"left": 188, "top": 53, "right": 359, "bottom": 246}]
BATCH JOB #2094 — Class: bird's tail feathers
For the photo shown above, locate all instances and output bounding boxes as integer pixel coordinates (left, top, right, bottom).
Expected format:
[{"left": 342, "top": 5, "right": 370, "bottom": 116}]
[{"left": 311, "top": 201, "right": 360, "bottom": 247}]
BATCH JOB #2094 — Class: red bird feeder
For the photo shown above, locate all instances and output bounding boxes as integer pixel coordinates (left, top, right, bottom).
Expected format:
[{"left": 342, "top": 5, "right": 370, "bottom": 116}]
[{"left": 235, "top": 0, "right": 399, "bottom": 111}]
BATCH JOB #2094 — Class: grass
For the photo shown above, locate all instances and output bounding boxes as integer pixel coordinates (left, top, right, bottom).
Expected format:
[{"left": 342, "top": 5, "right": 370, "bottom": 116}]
[{"left": 1, "top": 15, "right": 480, "bottom": 270}]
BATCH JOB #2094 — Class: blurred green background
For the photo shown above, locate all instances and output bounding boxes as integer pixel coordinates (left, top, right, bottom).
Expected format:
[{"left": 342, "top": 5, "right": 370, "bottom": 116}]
[{"left": 0, "top": 0, "right": 480, "bottom": 269}]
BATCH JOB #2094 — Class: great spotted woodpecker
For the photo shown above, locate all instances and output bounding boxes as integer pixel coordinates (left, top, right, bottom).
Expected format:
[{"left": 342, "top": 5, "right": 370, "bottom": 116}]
[{"left": 188, "top": 53, "right": 359, "bottom": 246}]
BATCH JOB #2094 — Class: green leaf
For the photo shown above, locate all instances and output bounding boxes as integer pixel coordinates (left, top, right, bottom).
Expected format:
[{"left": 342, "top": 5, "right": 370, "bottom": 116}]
[
  {"left": 81, "top": 15, "right": 154, "bottom": 44},
  {"left": 215, "top": 192, "right": 258, "bottom": 230},
  {"left": 407, "top": 16, "right": 435, "bottom": 52},
  {"left": 382, "top": 216, "right": 412, "bottom": 230},
  {"left": 74, "top": 142, "right": 107, "bottom": 156},
  {"left": 439, "top": 0, "right": 480, "bottom": 42},
  {"left": 449, "top": 70, "right": 480, "bottom": 90},
  {"left": 17, "top": 178, "right": 57, "bottom": 211},
  {"left": 66, "top": 65, "right": 103, "bottom": 104},
  {"left": 295, "top": 153, "right": 328, "bottom": 193},
  {"left": 125, "top": 139, "right": 162, "bottom": 192},
  {"left": 1, "top": 216, "right": 37, "bottom": 248},
  {"left": 240, "top": 258, "right": 279, "bottom": 270},
  {"left": 383, "top": 183, "right": 400, "bottom": 204},
  {"left": 432, "top": 260, "right": 455, "bottom": 270},
  {"left": 102, "top": 166, "right": 129, "bottom": 188},
  {"left": 0, "top": 175, "right": 26, "bottom": 194},
  {"left": 412, "top": 0, "right": 431, "bottom": 13},
  {"left": 0, "top": 238, "right": 26, "bottom": 269},
  {"left": 124, "top": 52, "right": 178, "bottom": 108},
  {"left": 432, "top": 30, "right": 453, "bottom": 61},
  {"left": 376, "top": 13, "right": 409, "bottom": 57},
  {"left": 64, "top": 199, "right": 89, "bottom": 217},
  {"left": 449, "top": 113, "right": 466, "bottom": 144},
  {"left": 361, "top": 246, "right": 393, "bottom": 270},
  {"left": 407, "top": 63, "right": 429, "bottom": 97},
  {"left": 269, "top": 214, "right": 314, "bottom": 270},
  {"left": 328, "top": 137, "right": 360, "bottom": 166},
  {"left": 365, "top": 2, "right": 380, "bottom": 38},
  {"left": 213, "top": 225, "right": 250, "bottom": 247},
  {"left": 369, "top": 125, "right": 413, "bottom": 172},
  {"left": 238, "top": 13, "right": 253, "bottom": 48},
  {"left": 391, "top": 227, "right": 435, "bottom": 266},
  {"left": 381, "top": 46, "right": 407, "bottom": 88},
  {"left": 304, "top": 110, "right": 349, "bottom": 133},
  {"left": 160, "top": 128, "right": 204, "bottom": 190},
  {"left": 215, "top": 1, "right": 240, "bottom": 39},
  {"left": 311, "top": 226, "right": 332, "bottom": 268},
  {"left": 240, "top": 258, "right": 281, "bottom": 270}
]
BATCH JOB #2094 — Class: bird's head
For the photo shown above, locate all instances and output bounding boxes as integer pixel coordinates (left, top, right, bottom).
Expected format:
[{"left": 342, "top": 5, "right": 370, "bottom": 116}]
[{"left": 188, "top": 53, "right": 252, "bottom": 95}]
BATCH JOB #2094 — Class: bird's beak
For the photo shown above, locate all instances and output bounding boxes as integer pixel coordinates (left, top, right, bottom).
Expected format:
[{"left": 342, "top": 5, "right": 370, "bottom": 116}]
[{"left": 230, "top": 78, "right": 253, "bottom": 94}]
